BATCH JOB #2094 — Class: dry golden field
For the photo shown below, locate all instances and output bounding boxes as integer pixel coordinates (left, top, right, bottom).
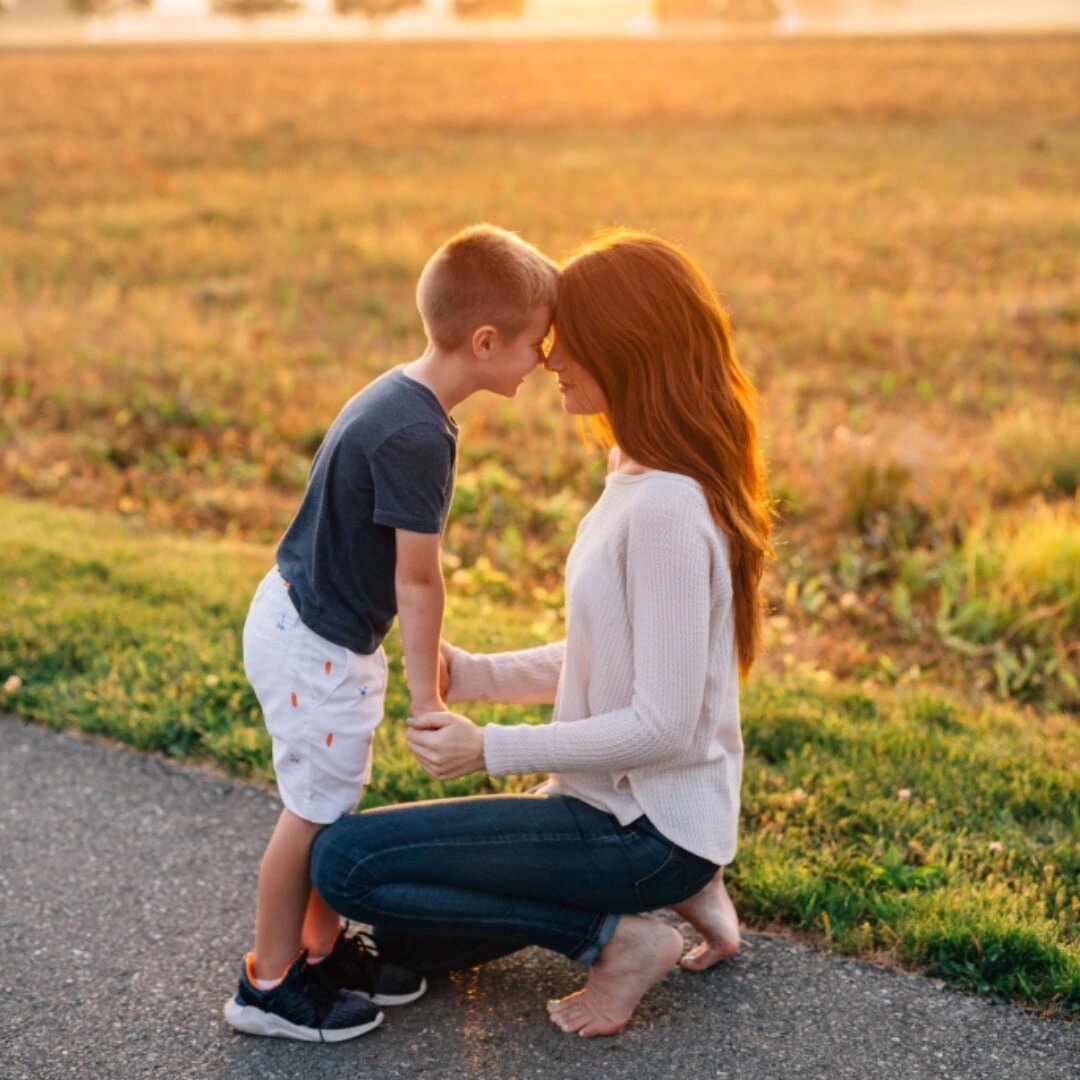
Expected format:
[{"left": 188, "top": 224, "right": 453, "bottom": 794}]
[{"left": 2, "top": 36, "right": 1078, "bottom": 705}]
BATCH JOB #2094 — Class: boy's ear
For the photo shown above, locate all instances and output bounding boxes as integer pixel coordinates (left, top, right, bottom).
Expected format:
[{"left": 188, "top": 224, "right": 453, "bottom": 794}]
[{"left": 470, "top": 324, "right": 498, "bottom": 360}]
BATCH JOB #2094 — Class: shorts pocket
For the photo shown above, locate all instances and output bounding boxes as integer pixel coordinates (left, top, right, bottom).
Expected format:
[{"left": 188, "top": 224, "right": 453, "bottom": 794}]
[{"left": 292, "top": 631, "right": 354, "bottom": 713}]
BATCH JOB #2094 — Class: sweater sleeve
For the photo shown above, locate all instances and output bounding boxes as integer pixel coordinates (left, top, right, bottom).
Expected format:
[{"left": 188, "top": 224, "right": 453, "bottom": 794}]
[
  {"left": 484, "top": 487, "right": 727, "bottom": 776},
  {"left": 444, "top": 641, "right": 565, "bottom": 706}
]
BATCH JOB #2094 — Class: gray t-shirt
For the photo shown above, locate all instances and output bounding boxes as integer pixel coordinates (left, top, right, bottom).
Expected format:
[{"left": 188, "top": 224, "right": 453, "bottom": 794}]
[{"left": 276, "top": 367, "right": 458, "bottom": 654}]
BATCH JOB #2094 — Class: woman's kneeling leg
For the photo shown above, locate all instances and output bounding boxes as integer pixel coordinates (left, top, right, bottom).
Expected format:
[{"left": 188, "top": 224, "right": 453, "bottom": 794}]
[{"left": 309, "top": 793, "right": 684, "bottom": 964}]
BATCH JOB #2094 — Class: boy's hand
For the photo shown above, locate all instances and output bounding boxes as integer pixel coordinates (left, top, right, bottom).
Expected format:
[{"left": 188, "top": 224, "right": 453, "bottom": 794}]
[{"left": 407, "top": 710, "right": 484, "bottom": 780}]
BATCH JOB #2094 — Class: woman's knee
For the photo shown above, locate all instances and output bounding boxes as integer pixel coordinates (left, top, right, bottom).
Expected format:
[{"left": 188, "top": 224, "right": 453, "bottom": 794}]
[{"left": 310, "top": 814, "right": 368, "bottom": 911}]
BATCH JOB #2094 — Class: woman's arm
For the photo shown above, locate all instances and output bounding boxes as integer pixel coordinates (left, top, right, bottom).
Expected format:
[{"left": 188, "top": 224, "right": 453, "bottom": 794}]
[
  {"left": 408, "top": 641, "right": 565, "bottom": 780},
  {"left": 443, "top": 641, "right": 566, "bottom": 706},
  {"left": 484, "top": 492, "right": 727, "bottom": 776}
]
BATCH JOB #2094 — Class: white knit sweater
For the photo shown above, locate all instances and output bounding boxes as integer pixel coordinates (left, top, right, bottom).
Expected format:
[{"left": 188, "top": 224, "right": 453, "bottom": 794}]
[{"left": 445, "top": 470, "right": 742, "bottom": 865}]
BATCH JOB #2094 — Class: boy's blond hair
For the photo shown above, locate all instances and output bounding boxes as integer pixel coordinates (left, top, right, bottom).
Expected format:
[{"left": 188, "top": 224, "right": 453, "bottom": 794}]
[{"left": 416, "top": 224, "right": 558, "bottom": 351}]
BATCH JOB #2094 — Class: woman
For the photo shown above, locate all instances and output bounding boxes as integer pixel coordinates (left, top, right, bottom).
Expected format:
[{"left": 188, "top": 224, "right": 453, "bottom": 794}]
[{"left": 310, "top": 230, "right": 772, "bottom": 1037}]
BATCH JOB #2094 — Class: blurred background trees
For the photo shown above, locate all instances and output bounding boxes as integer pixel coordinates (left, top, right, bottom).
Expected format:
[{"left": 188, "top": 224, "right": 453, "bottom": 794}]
[
  {"left": 453, "top": 0, "right": 526, "bottom": 17},
  {"left": 67, "top": 0, "right": 150, "bottom": 15},
  {"left": 654, "top": 0, "right": 780, "bottom": 22},
  {"left": 333, "top": 0, "right": 422, "bottom": 17},
  {"left": 210, "top": 0, "right": 304, "bottom": 16},
  {"left": 653, "top": 0, "right": 910, "bottom": 22}
]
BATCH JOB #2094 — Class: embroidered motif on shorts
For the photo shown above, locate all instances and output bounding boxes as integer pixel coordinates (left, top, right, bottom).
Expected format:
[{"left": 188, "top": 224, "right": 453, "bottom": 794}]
[
  {"left": 290, "top": 691, "right": 298, "bottom": 708},
  {"left": 325, "top": 660, "right": 332, "bottom": 675},
  {"left": 276, "top": 614, "right": 287, "bottom": 631},
  {"left": 359, "top": 686, "right": 368, "bottom": 697},
  {"left": 288, "top": 752, "right": 301, "bottom": 765},
  {"left": 325, "top": 733, "right": 334, "bottom": 747}
]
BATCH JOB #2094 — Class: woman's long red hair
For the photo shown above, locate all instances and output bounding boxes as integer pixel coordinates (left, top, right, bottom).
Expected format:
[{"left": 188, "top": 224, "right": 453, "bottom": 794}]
[{"left": 557, "top": 230, "right": 772, "bottom": 677}]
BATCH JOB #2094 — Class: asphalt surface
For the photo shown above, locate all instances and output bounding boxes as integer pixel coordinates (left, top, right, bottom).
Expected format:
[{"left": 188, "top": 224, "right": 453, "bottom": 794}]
[{"left": 1, "top": 714, "right": 1077, "bottom": 1080}]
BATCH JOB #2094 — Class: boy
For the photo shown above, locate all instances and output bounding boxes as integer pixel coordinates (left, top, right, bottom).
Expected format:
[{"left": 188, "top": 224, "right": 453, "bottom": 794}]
[{"left": 224, "top": 225, "right": 557, "bottom": 1042}]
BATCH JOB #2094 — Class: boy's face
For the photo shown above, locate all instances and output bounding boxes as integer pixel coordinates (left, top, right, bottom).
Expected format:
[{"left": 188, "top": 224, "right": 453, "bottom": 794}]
[{"left": 482, "top": 305, "right": 552, "bottom": 398}]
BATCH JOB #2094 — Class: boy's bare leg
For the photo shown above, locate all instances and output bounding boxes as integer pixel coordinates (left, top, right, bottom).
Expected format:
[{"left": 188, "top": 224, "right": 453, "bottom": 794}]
[
  {"left": 669, "top": 867, "right": 741, "bottom": 971},
  {"left": 301, "top": 884, "right": 345, "bottom": 960},
  {"left": 546, "top": 915, "right": 682, "bottom": 1038},
  {"left": 252, "top": 808, "right": 337, "bottom": 980}
]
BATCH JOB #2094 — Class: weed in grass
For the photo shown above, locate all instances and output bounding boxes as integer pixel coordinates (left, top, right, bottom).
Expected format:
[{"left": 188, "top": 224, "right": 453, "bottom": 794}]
[
  {"left": 934, "top": 500, "right": 1080, "bottom": 707},
  {"left": 991, "top": 406, "right": 1080, "bottom": 499}
]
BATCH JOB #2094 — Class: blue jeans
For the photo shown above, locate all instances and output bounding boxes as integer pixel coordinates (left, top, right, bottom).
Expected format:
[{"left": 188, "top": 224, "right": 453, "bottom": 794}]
[{"left": 309, "top": 793, "right": 718, "bottom": 971}]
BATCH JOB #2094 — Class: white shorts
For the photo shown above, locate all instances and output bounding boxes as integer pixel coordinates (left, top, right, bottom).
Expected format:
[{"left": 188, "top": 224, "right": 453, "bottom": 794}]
[{"left": 243, "top": 567, "right": 387, "bottom": 825}]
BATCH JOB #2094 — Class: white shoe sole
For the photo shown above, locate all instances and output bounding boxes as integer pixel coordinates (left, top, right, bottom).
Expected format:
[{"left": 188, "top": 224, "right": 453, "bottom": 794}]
[
  {"left": 223, "top": 996, "right": 384, "bottom": 1042},
  {"left": 367, "top": 977, "right": 427, "bottom": 1007}
]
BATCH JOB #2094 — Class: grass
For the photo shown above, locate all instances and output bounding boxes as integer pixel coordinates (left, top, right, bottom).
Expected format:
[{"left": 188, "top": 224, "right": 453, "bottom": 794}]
[
  {"left": 1, "top": 494, "right": 1077, "bottom": 1015},
  {"left": 1, "top": 37, "right": 1079, "bottom": 1013}
]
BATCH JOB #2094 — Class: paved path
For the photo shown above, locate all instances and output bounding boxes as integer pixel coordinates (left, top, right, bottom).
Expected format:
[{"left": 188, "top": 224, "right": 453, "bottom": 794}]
[{"left": 1, "top": 715, "right": 1076, "bottom": 1080}]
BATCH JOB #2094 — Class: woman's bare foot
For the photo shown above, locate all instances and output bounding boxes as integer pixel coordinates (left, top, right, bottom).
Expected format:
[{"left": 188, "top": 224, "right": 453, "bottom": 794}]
[
  {"left": 546, "top": 916, "right": 683, "bottom": 1038},
  {"left": 669, "top": 869, "right": 741, "bottom": 972}
]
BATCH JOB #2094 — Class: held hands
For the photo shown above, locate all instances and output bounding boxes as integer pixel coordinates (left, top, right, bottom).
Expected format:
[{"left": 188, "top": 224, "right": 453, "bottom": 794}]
[
  {"left": 407, "top": 710, "right": 485, "bottom": 780},
  {"left": 406, "top": 639, "right": 478, "bottom": 778}
]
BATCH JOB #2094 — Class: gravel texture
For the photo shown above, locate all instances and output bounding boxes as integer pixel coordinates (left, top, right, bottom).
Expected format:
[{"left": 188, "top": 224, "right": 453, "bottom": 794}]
[{"left": 1, "top": 714, "right": 1076, "bottom": 1079}]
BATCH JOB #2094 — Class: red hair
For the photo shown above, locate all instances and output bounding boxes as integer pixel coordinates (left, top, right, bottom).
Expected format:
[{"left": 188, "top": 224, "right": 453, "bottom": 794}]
[{"left": 556, "top": 229, "right": 772, "bottom": 676}]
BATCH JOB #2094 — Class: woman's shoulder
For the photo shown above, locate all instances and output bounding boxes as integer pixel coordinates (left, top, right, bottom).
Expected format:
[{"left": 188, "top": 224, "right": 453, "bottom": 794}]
[
  {"left": 609, "top": 471, "right": 717, "bottom": 533},
  {"left": 609, "top": 469, "right": 709, "bottom": 505}
]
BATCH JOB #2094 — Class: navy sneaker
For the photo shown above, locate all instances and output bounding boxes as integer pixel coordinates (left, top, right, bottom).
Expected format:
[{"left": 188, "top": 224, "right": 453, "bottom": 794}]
[
  {"left": 223, "top": 951, "right": 384, "bottom": 1042},
  {"left": 316, "top": 927, "right": 427, "bottom": 1006}
]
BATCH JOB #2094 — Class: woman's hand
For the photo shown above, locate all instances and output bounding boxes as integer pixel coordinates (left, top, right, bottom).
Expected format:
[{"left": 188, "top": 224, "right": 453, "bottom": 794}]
[{"left": 407, "top": 710, "right": 485, "bottom": 780}]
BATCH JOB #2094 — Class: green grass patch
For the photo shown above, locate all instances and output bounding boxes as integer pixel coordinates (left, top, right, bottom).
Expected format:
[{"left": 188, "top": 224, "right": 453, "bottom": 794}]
[
  {"left": 1, "top": 495, "right": 1077, "bottom": 1015},
  {"left": 737, "top": 681, "right": 1079, "bottom": 1014}
]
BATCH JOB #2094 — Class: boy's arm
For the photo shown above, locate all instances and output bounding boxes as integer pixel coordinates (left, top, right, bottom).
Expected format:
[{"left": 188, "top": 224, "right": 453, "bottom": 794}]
[{"left": 396, "top": 528, "right": 446, "bottom": 716}]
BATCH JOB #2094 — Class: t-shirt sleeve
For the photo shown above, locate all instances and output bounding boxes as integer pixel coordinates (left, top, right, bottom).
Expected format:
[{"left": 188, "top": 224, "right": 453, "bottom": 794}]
[{"left": 370, "top": 423, "right": 455, "bottom": 534}]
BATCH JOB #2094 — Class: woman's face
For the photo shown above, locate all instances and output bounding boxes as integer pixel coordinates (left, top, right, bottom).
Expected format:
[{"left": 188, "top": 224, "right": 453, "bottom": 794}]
[{"left": 544, "top": 333, "right": 609, "bottom": 416}]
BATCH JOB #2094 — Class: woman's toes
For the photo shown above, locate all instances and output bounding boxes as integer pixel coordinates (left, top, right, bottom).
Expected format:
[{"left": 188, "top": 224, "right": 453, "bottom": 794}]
[
  {"left": 546, "top": 996, "right": 588, "bottom": 1033},
  {"left": 679, "top": 938, "right": 739, "bottom": 972},
  {"left": 680, "top": 943, "right": 713, "bottom": 971}
]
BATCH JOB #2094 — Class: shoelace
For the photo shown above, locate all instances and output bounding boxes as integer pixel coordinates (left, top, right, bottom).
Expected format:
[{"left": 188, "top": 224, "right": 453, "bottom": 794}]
[
  {"left": 337, "top": 931, "right": 381, "bottom": 987},
  {"left": 303, "top": 959, "right": 354, "bottom": 1023},
  {"left": 344, "top": 922, "right": 379, "bottom": 953}
]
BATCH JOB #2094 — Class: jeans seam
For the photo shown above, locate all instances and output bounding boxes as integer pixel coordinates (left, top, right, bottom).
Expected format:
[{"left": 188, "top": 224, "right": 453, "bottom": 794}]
[
  {"left": 354, "top": 886, "right": 600, "bottom": 959},
  {"left": 341, "top": 832, "right": 594, "bottom": 892}
]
